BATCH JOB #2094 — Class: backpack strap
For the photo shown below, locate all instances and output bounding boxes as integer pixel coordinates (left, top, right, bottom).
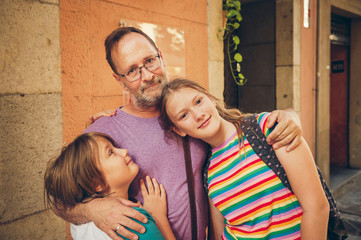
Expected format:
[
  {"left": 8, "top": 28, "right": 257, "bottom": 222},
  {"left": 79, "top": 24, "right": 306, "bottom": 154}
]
[
  {"left": 241, "top": 114, "right": 292, "bottom": 191},
  {"left": 182, "top": 136, "right": 198, "bottom": 240}
]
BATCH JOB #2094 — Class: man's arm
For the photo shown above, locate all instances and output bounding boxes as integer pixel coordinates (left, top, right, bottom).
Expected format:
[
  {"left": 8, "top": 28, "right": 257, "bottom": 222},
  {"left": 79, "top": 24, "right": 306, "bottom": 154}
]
[
  {"left": 266, "top": 108, "right": 302, "bottom": 151},
  {"left": 208, "top": 197, "right": 224, "bottom": 240},
  {"left": 53, "top": 197, "right": 147, "bottom": 240}
]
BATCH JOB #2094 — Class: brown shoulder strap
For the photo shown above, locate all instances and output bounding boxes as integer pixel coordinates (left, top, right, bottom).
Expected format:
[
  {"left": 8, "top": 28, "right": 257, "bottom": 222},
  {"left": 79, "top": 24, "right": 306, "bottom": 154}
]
[{"left": 182, "top": 136, "right": 197, "bottom": 240}]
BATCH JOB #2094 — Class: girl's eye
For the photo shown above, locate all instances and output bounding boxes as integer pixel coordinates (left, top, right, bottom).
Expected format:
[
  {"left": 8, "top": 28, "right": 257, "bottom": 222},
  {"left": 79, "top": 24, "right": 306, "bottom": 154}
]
[
  {"left": 180, "top": 113, "right": 188, "bottom": 120},
  {"left": 196, "top": 98, "right": 203, "bottom": 105},
  {"left": 109, "top": 149, "right": 114, "bottom": 156}
]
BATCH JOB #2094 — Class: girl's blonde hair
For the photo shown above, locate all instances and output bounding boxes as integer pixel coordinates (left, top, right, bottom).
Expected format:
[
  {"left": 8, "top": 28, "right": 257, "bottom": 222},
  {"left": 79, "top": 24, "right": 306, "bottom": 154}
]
[
  {"left": 158, "top": 78, "right": 250, "bottom": 138},
  {"left": 44, "top": 132, "right": 116, "bottom": 210}
]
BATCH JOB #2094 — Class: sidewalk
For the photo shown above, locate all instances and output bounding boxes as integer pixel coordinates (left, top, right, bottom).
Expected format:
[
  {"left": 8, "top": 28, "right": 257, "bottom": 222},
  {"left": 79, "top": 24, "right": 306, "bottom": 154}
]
[{"left": 330, "top": 167, "right": 361, "bottom": 239}]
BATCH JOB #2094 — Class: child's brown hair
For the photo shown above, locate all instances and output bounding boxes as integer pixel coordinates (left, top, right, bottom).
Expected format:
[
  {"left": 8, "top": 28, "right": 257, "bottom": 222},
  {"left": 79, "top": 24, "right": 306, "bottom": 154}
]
[{"left": 44, "top": 132, "right": 116, "bottom": 210}]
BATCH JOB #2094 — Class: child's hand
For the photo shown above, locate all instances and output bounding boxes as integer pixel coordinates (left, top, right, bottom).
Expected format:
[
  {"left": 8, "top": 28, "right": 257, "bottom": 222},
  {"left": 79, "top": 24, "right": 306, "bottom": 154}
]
[
  {"left": 140, "top": 176, "right": 167, "bottom": 220},
  {"left": 89, "top": 109, "right": 117, "bottom": 124}
]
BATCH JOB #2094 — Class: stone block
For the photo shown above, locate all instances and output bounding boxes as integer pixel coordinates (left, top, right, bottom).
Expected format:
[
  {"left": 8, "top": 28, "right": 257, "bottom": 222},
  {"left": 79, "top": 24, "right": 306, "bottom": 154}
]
[
  {"left": 276, "top": 66, "right": 294, "bottom": 110},
  {"left": 276, "top": 0, "right": 294, "bottom": 66},
  {"left": 0, "top": 93, "right": 62, "bottom": 223},
  {"left": 207, "top": 0, "right": 223, "bottom": 62},
  {"left": 0, "top": 209, "right": 66, "bottom": 240},
  {"left": 208, "top": 60, "right": 224, "bottom": 101},
  {"left": 0, "top": 0, "right": 60, "bottom": 94}
]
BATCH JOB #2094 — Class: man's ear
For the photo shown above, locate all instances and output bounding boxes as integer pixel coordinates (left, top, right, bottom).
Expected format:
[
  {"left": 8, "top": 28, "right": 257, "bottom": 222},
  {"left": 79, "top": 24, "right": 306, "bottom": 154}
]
[
  {"left": 113, "top": 73, "right": 129, "bottom": 92},
  {"left": 158, "top": 48, "right": 166, "bottom": 68},
  {"left": 172, "top": 126, "right": 187, "bottom": 137}
]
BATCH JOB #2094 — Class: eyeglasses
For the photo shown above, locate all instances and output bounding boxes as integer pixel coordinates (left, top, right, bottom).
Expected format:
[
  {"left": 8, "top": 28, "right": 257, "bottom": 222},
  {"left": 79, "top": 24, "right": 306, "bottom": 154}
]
[{"left": 119, "top": 53, "right": 161, "bottom": 82}]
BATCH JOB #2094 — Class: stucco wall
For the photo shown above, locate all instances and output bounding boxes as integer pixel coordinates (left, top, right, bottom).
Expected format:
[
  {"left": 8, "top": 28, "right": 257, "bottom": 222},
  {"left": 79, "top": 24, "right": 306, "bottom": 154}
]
[
  {"left": 0, "top": 0, "right": 64, "bottom": 239},
  {"left": 61, "top": 0, "right": 209, "bottom": 143},
  {"left": 300, "top": 0, "right": 317, "bottom": 155}
]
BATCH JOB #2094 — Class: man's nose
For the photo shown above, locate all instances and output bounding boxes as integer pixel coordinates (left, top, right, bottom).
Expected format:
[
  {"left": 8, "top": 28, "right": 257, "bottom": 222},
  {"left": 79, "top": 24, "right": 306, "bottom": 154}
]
[{"left": 139, "top": 66, "right": 154, "bottom": 81}]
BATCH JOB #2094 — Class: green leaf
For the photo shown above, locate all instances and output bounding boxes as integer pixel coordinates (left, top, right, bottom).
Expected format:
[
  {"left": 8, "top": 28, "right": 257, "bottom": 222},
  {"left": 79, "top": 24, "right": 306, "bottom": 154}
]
[
  {"left": 232, "top": 35, "right": 240, "bottom": 45},
  {"left": 234, "top": 22, "right": 240, "bottom": 29},
  {"left": 234, "top": 53, "right": 243, "bottom": 62},
  {"left": 238, "top": 73, "right": 245, "bottom": 79},
  {"left": 226, "top": 9, "right": 238, "bottom": 18},
  {"left": 236, "top": 13, "right": 243, "bottom": 22},
  {"left": 234, "top": 1, "right": 241, "bottom": 11}
]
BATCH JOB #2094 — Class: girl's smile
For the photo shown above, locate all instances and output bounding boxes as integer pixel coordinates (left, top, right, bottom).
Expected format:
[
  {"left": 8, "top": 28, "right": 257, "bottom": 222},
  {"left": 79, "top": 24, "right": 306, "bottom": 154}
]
[
  {"left": 198, "top": 116, "right": 211, "bottom": 129},
  {"left": 165, "top": 87, "right": 234, "bottom": 147}
]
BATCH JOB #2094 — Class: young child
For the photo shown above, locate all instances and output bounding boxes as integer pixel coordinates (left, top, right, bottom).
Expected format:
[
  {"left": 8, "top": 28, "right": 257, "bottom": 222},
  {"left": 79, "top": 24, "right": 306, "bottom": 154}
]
[
  {"left": 158, "top": 78, "right": 330, "bottom": 240},
  {"left": 44, "top": 132, "right": 175, "bottom": 240}
]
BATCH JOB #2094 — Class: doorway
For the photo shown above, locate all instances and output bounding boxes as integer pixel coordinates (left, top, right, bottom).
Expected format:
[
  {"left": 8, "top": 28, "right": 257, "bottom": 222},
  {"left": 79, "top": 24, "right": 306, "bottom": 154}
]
[{"left": 330, "top": 14, "right": 350, "bottom": 168}]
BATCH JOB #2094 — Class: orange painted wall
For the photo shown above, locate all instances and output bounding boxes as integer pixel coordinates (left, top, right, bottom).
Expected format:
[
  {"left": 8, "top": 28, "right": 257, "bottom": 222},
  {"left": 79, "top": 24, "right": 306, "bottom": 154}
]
[
  {"left": 300, "top": 0, "right": 317, "bottom": 155},
  {"left": 60, "top": 0, "right": 209, "bottom": 143}
]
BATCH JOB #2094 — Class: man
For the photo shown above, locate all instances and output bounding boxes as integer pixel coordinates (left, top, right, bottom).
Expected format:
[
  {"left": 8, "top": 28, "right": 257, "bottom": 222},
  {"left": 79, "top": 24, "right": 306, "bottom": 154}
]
[{"left": 56, "top": 27, "right": 302, "bottom": 240}]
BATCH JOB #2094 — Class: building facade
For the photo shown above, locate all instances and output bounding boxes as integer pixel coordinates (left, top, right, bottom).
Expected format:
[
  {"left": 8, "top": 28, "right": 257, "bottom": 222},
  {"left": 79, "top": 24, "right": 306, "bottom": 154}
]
[{"left": 0, "top": 0, "right": 360, "bottom": 239}]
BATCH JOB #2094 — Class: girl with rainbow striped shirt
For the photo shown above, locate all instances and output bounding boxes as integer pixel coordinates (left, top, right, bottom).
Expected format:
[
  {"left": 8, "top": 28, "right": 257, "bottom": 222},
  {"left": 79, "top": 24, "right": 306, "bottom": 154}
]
[{"left": 158, "top": 78, "right": 329, "bottom": 240}]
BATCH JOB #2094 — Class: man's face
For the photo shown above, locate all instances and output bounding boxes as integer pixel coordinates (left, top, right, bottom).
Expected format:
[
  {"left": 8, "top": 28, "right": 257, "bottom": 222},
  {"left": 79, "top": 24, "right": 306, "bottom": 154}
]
[{"left": 112, "top": 33, "right": 169, "bottom": 109}]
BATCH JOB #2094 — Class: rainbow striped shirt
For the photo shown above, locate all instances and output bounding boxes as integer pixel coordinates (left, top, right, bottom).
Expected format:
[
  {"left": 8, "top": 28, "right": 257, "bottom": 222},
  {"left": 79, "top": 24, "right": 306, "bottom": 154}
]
[{"left": 208, "top": 113, "right": 303, "bottom": 239}]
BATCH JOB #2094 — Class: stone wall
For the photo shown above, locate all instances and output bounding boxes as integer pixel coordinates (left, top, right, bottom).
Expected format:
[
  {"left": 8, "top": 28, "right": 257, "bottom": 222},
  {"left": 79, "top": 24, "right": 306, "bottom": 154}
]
[{"left": 0, "top": 0, "right": 64, "bottom": 239}]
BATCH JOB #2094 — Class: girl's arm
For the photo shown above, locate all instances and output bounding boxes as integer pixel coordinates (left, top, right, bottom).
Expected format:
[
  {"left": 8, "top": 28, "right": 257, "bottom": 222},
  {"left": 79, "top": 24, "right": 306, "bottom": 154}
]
[
  {"left": 140, "top": 176, "right": 176, "bottom": 240},
  {"left": 274, "top": 137, "right": 329, "bottom": 239},
  {"left": 208, "top": 196, "right": 224, "bottom": 240}
]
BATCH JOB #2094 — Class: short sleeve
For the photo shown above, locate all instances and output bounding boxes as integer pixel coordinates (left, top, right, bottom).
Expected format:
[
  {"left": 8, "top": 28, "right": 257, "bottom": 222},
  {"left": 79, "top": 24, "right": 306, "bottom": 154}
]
[
  {"left": 256, "top": 112, "right": 276, "bottom": 138},
  {"left": 117, "top": 207, "right": 165, "bottom": 240}
]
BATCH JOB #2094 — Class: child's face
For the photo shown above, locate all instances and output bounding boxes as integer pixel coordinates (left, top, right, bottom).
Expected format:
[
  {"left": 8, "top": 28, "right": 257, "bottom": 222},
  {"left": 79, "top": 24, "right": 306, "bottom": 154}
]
[
  {"left": 165, "top": 87, "right": 222, "bottom": 142},
  {"left": 96, "top": 138, "right": 139, "bottom": 193}
]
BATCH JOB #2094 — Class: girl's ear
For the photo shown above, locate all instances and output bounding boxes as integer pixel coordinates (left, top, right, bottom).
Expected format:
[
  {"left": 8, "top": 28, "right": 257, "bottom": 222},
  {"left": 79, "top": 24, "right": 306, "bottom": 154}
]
[
  {"left": 171, "top": 126, "right": 187, "bottom": 137},
  {"left": 94, "top": 180, "right": 105, "bottom": 193}
]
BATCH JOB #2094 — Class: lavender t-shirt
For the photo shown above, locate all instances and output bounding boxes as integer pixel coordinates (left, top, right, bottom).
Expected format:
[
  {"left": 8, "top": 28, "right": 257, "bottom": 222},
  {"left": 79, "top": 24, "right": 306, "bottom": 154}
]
[{"left": 84, "top": 108, "right": 208, "bottom": 239}]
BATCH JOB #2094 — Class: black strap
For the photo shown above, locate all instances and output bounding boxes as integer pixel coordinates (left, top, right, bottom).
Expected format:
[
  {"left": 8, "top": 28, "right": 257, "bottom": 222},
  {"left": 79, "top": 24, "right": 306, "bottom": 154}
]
[
  {"left": 240, "top": 114, "right": 292, "bottom": 190},
  {"left": 182, "top": 136, "right": 197, "bottom": 240}
]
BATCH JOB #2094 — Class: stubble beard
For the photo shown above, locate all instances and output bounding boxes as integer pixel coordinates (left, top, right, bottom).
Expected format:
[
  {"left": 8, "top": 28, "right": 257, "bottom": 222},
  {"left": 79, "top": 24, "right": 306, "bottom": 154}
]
[{"left": 131, "top": 76, "right": 167, "bottom": 109}]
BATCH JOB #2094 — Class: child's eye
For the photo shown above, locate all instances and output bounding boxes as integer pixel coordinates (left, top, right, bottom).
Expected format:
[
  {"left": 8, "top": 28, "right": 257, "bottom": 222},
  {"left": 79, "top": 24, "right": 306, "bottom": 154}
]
[
  {"left": 179, "top": 113, "right": 188, "bottom": 120},
  {"left": 109, "top": 149, "right": 114, "bottom": 156},
  {"left": 196, "top": 98, "right": 203, "bottom": 105}
]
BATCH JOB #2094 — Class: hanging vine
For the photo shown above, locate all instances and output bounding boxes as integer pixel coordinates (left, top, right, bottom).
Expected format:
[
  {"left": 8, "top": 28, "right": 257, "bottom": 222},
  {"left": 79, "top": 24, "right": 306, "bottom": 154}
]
[{"left": 220, "top": 0, "right": 247, "bottom": 86}]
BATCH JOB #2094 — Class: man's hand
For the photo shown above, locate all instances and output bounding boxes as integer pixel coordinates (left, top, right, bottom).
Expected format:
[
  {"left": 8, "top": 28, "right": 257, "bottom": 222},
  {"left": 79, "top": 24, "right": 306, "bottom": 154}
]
[
  {"left": 266, "top": 109, "right": 302, "bottom": 152},
  {"left": 87, "top": 109, "right": 117, "bottom": 126},
  {"left": 85, "top": 196, "right": 147, "bottom": 240}
]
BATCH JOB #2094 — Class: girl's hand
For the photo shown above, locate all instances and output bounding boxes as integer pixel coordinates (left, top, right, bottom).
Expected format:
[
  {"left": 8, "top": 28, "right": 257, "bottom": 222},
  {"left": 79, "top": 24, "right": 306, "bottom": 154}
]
[
  {"left": 89, "top": 109, "right": 117, "bottom": 124},
  {"left": 140, "top": 176, "right": 167, "bottom": 220}
]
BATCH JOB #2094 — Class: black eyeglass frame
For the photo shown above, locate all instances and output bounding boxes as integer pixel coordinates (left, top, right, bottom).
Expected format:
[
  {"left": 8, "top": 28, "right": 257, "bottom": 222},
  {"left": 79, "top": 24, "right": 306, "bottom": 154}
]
[{"left": 119, "top": 53, "right": 161, "bottom": 82}]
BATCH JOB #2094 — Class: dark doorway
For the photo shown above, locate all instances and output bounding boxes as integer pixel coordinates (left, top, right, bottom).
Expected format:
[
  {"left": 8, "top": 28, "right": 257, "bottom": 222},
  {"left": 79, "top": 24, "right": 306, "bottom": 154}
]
[
  {"left": 224, "top": 0, "right": 276, "bottom": 113},
  {"left": 330, "top": 14, "right": 350, "bottom": 168}
]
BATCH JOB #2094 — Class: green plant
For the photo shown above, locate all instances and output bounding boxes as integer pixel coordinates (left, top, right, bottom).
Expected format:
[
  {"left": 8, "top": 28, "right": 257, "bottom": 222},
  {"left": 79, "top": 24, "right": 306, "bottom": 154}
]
[{"left": 220, "top": 0, "right": 247, "bottom": 86}]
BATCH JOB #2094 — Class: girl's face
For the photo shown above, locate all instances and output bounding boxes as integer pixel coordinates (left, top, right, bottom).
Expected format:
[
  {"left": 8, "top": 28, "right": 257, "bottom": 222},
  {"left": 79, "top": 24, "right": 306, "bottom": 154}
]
[
  {"left": 165, "top": 87, "right": 222, "bottom": 142},
  {"left": 96, "top": 138, "right": 139, "bottom": 194}
]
